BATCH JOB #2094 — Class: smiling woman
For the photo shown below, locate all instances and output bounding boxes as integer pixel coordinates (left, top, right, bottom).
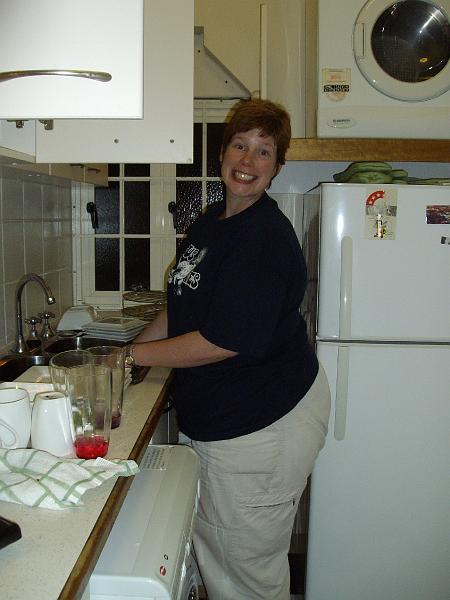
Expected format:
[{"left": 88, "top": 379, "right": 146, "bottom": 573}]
[{"left": 125, "top": 98, "right": 331, "bottom": 600}]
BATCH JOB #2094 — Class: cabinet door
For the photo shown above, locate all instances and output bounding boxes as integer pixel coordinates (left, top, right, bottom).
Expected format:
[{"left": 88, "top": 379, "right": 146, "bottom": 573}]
[
  {"left": 35, "top": 0, "right": 193, "bottom": 164},
  {"left": 0, "top": 0, "right": 143, "bottom": 119}
]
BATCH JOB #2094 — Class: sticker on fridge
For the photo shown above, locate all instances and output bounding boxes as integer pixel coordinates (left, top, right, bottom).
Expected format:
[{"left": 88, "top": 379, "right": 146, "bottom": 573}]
[{"left": 364, "top": 188, "right": 397, "bottom": 240}]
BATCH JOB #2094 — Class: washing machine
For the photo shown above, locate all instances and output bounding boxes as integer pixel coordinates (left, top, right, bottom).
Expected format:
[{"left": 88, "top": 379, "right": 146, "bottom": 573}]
[
  {"left": 317, "top": 0, "right": 450, "bottom": 138},
  {"left": 87, "top": 445, "right": 201, "bottom": 600}
]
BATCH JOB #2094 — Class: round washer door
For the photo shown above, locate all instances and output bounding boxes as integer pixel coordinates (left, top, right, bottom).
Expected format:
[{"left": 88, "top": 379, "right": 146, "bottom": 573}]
[{"left": 353, "top": 0, "right": 450, "bottom": 101}]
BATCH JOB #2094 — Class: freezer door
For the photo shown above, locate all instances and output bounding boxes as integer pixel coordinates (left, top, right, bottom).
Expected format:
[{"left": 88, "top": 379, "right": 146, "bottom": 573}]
[
  {"left": 306, "top": 342, "right": 450, "bottom": 600},
  {"left": 314, "top": 183, "right": 450, "bottom": 341}
]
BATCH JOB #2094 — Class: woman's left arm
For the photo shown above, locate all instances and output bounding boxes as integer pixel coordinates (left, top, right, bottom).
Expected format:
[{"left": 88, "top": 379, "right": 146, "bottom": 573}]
[{"left": 129, "top": 330, "right": 237, "bottom": 369}]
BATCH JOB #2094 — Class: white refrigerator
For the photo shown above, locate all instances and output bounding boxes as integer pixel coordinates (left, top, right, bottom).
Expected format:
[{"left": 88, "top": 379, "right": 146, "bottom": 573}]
[{"left": 298, "top": 183, "right": 450, "bottom": 600}]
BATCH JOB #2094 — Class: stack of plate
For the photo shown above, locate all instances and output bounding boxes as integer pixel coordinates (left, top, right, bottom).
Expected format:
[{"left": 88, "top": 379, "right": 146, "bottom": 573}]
[
  {"left": 122, "top": 291, "right": 166, "bottom": 323},
  {"left": 81, "top": 317, "right": 146, "bottom": 342}
]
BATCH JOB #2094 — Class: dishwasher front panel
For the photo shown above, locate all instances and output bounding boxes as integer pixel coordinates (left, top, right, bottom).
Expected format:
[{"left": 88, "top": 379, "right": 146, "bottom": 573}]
[{"left": 89, "top": 445, "right": 200, "bottom": 600}]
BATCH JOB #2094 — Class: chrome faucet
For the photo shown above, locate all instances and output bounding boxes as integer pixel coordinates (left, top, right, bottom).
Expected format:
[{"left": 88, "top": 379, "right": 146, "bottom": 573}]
[{"left": 13, "top": 273, "right": 56, "bottom": 354}]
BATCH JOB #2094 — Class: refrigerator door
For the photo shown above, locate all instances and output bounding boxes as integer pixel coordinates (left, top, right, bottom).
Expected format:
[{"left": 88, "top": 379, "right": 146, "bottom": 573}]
[
  {"left": 312, "top": 183, "right": 450, "bottom": 342},
  {"left": 306, "top": 341, "right": 450, "bottom": 600}
]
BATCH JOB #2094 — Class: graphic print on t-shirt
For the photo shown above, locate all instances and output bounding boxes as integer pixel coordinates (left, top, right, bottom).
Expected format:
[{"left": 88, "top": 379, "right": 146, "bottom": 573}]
[{"left": 168, "top": 244, "right": 207, "bottom": 295}]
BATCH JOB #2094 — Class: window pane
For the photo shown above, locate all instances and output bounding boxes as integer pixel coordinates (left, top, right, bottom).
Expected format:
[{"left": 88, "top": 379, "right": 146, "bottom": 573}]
[
  {"left": 176, "top": 181, "right": 202, "bottom": 234},
  {"left": 124, "top": 181, "right": 150, "bottom": 234},
  {"left": 108, "top": 164, "right": 119, "bottom": 177},
  {"left": 95, "top": 239, "right": 119, "bottom": 291},
  {"left": 94, "top": 182, "right": 119, "bottom": 234},
  {"left": 207, "top": 181, "right": 224, "bottom": 206},
  {"left": 125, "top": 238, "right": 150, "bottom": 291},
  {"left": 207, "top": 123, "right": 225, "bottom": 176},
  {"left": 177, "top": 123, "right": 202, "bottom": 177},
  {"left": 124, "top": 164, "right": 151, "bottom": 177}
]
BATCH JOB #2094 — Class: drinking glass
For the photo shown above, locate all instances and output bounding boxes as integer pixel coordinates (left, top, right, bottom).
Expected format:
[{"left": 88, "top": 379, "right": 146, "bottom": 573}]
[
  {"left": 49, "top": 349, "right": 93, "bottom": 393},
  {"left": 88, "top": 346, "right": 125, "bottom": 429},
  {"left": 65, "top": 364, "right": 112, "bottom": 459}
]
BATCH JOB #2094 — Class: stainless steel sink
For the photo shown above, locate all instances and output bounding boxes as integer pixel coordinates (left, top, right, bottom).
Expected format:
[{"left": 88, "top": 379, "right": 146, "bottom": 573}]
[
  {"left": 43, "top": 336, "right": 126, "bottom": 354},
  {"left": 0, "top": 337, "right": 144, "bottom": 386},
  {"left": 0, "top": 354, "right": 50, "bottom": 382}
]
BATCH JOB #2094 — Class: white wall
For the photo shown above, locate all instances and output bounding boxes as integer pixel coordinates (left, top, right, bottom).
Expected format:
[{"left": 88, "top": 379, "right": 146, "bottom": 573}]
[
  {"left": 271, "top": 161, "right": 450, "bottom": 195},
  {"left": 0, "top": 166, "right": 74, "bottom": 353}
]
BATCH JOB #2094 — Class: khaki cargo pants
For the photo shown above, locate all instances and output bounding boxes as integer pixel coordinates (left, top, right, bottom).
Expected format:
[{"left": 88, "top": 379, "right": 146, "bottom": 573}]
[{"left": 190, "top": 364, "right": 331, "bottom": 600}]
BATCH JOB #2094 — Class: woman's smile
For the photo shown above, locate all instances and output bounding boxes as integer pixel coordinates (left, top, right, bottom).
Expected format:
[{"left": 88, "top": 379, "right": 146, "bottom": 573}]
[{"left": 232, "top": 169, "right": 257, "bottom": 182}]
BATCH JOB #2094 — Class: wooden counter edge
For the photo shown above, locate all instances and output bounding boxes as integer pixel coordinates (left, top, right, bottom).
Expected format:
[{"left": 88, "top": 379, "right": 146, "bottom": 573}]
[{"left": 58, "top": 372, "right": 174, "bottom": 600}]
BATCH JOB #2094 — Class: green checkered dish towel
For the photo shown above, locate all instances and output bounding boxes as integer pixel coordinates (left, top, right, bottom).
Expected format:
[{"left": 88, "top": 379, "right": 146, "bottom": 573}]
[{"left": 0, "top": 448, "right": 139, "bottom": 510}]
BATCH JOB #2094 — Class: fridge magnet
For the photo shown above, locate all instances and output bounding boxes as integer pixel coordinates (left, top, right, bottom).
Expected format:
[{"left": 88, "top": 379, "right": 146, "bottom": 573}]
[
  {"left": 364, "top": 188, "right": 397, "bottom": 240},
  {"left": 426, "top": 205, "right": 450, "bottom": 224}
]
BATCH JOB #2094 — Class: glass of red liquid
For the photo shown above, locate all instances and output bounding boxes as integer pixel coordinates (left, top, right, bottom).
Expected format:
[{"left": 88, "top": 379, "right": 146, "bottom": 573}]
[{"left": 65, "top": 364, "right": 112, "bottom": 459}]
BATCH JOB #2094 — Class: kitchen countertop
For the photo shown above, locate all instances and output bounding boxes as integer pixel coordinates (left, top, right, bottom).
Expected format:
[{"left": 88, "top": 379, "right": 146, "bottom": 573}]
[{"left": 0, "top": 366, "right": 172, "bottom": 600}]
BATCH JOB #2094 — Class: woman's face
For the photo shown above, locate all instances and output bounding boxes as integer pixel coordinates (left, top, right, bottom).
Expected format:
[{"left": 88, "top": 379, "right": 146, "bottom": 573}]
[{"left": 221, "top": 128, "right": 280, "bottom": 207}]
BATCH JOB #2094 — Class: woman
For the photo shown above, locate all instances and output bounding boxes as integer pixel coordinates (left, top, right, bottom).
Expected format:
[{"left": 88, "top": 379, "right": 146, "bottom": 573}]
[{"left": 127, "top": 98, "right": 330, "bottom": 599}]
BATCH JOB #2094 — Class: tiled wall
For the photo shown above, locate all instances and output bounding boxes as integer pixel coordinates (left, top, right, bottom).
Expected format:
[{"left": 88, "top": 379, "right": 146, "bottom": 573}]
[{"left": 0, "top": 166, "right": 73, "bottom": 353}]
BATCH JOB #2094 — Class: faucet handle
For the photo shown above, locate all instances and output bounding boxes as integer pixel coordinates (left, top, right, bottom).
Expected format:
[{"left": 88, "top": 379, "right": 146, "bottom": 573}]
[
  {"left": 39, "top": 311, "right": 56, "bottom": 340},
  {"left": 39, "top": 311, "right": 55, "bottom": 320},
  {"left": 25, "top": 316, "right": 42, "bottom": 326}
]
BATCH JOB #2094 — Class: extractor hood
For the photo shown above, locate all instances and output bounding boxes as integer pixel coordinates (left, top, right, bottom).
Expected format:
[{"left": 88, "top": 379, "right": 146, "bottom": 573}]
[{"left": 194, "top": 29, "right": 248, "bottom": 100}]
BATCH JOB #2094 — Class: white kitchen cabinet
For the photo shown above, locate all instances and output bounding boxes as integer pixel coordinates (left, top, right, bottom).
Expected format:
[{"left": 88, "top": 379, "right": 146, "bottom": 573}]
[
  {"left": 34, "top": 0, "right": 193, "bottom": 164},
  {"left": 0, "top": 0, "right": 143, "bottom": 119}
]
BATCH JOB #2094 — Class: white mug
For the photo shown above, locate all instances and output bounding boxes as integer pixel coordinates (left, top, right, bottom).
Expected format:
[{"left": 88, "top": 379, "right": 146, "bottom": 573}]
[
  {"left": 31, "top": 392, "right": 75, "bottom": 457},
  {"left": 0, "top": 388, "right": 32, "bottom": 449}
]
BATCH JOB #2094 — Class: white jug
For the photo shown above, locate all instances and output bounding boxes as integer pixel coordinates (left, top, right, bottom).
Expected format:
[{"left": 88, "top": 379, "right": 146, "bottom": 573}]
[
  {"left": 0, "top": 387, "right": 31, "bottom": 449},
  {"left": 31, "top": 391, "right": 75, "bottom": 457}
]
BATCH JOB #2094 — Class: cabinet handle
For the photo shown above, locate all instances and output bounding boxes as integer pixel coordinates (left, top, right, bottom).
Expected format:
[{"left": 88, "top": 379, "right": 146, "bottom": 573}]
[{"left": 0, "top": 69, "right": 112, "bottom": 83}]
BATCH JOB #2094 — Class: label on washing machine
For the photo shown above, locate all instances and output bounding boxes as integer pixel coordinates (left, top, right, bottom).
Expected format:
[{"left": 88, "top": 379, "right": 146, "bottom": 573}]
[
  {"left": 322, "top": 68, "right": 351, "bottom": 101},
  {"left": 326, "top": 117, "right": 356, "bottom": 129}
]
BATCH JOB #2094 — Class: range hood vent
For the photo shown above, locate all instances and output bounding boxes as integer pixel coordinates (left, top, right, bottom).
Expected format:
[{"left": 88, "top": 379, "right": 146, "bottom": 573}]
[{"left": 194, "top": 28, "right": 249, "bottom": 100}]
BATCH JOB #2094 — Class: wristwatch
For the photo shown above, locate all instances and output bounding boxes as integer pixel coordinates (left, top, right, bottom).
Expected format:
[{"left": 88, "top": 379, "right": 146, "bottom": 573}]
[{"left": 124, "top": 344, "right": 135, "bottom": 367}]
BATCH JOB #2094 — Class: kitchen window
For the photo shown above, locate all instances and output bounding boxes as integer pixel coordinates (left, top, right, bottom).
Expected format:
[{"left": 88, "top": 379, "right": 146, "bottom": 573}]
[{"left": 74, "top": 100, "right": 233, "bottom": 308}]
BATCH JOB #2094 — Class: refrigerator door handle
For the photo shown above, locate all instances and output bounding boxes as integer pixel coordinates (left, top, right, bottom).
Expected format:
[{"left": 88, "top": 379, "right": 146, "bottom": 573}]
[
  {"left": 334, "top": 345, "right": 350, "bottom": 441},
  {"left": 339, "top": 236, "right": 353, "bottom": 339}
]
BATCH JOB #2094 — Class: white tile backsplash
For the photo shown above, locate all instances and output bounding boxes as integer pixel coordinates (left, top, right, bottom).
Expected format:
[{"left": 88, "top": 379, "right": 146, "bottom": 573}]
[{"left": 0, "top": 166, "right": 73, "bottom": 352}]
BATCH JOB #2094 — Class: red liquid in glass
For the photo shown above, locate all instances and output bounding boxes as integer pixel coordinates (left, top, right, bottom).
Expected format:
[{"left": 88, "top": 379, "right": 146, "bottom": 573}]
[{"left": 74, "top": 436, "right": 109, "bottom": 459}]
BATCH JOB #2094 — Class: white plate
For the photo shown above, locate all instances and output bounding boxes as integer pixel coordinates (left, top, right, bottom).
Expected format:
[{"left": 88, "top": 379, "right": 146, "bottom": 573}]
[
  {"left": 84, "top": 331, "right": 142, "bottom": 342},
  {"left": 82, "top": 317, "right": 146, "bottom": 332}
]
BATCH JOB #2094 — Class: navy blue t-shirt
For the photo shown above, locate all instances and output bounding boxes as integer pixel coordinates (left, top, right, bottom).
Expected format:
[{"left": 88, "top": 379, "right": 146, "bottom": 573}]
[{"left": 167, "top": 192, "right": 318, "bottom": 441}]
